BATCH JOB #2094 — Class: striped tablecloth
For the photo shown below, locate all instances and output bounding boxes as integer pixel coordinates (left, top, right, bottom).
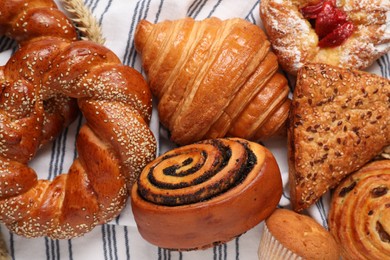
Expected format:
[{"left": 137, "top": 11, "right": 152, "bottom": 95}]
[{"left": 0, "top": 0, "right": 388, "bottom": 259}]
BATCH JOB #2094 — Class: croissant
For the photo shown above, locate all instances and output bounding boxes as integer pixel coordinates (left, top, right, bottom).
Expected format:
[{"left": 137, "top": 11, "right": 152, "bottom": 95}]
[
  {"left": 329, "top": 160, "right": 390, "bottom": 260},
  {"left": 288, "top": 63, "right": 390, "bottom": 212},
  {"left": 131, "top": 138, "right": 283, "bottom": 250},
  {"left": 0, "top": 0, "right": 156, "bottom": 239},
  {"left": 135, "top": 17, "right": 291, "bottom": 145}
]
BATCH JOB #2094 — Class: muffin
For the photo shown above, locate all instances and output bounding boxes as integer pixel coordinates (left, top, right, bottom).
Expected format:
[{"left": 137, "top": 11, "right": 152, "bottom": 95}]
[{"left": 258, "top": 209, "right": 340, "bottom": 260}]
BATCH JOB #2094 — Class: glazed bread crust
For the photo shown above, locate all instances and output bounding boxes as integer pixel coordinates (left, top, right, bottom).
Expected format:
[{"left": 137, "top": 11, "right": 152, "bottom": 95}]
[{"left": 0, "top": 0, "right": 156, "bottom": 239}]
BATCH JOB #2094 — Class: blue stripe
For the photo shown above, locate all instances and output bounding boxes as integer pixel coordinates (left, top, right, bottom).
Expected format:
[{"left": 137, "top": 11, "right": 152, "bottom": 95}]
[
  {"left": 123, "top": 226, "right": 130, "bottom": 260},
  {"left": 154, "top": 0, "right": 165, "bottom": 23},
  {"left": 142, "top": 0, "right": 152, "bottom": 19},
  {"left": 315, "top": 197, "right": 329, "bottom": 229},
  {"left": 102, "top": 225, "right": 108, "bottom": 260},
  {"left": 378, "top": 54, "right": 389, "bottom": 79},
  {"left": 187, "top": 0, "right": 201, "bottom": 15},
  {"left": 50, "top": 238, "right": 56, "bottom": 260},
  {"left": 73, "top": 114, "right": 84, "bottom": 160},
  {"left": 123, "top": 0, "right": 141, "bottom": 66},
  {"left": 111, "top": 225, "right": 118, "bottom": 260},
  {"left": 45, "top": 237, "right": 50, "bottom": 260},
  {"left": 187, "top": 0, "right": 206, "bottom": 17},
  {"left": 245, "top": 1, "right": 260, "bottom": 20},
  {"left": 91, "top": 0, "right": 100, "bottom": 13},
  {"left": 0, "top": 37, "right": 16, "bottom": 52},
  {"left": 207, "top": 0, "right": 223, "bottom": 18},
  {"left": 52, "top": 131, "right": 62, "bottom": 178},
  {"left": 85, "top": 0, "right": 94, "bottom": 8},
  {"left": 192, "top": 0, "right": 209, "bottom": 19},
  {"left": 106, "top": 225, "right": 113, "bottom": 260},
  {"left": 48, "top": 137, "right": 57, "bottom": 180},
  {"left": 129, "top": 0, "right": 149, "bottom": 67},
  {"left": 68, "top": 239, "right": 74, "bottom": 260},
  {"left": 235, "top": 236, "right": 239, "bottom": 260},
  {"left": 59, "top": 127, "right": 69, "bottom": 175},
  {"left": 98, "top": 0, "right": 114, "bottom": 26},
  {"left": 377, "top": 56, "right": 386, "bottom": 78},
  {"left": 8, "top": 231, "right": 15, "bottom": 260}
]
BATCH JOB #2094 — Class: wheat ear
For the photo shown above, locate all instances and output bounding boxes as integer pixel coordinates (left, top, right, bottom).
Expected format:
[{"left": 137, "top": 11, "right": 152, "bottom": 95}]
[{"left": 60, "top": 0, "right": 106, "bottom": 45}]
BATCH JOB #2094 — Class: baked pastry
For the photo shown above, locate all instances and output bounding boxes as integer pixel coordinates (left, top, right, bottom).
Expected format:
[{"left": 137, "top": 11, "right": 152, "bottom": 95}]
[
  {"left": 0, "top": 0, "right": 156, "bottom": 239},
  {"left": 258, "top": 208, "right": 340, "bottom": 260},
  {"left": 135, "top": 17, "right": 291, "bottom": 145},
  {"left": 131, "top": 138, "right": 282, "bottom": 250},
  {"left": 288, "top": 63, "right": 390, "bottom": 211},
  {"left": 329, "top": 160, "right": 390, "bottom": 260},
  {"left": 260, "top": 0, "right": 390, "bottom": 75}
]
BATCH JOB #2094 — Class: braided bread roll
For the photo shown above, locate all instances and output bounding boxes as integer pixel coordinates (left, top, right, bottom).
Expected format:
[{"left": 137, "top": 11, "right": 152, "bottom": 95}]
[
  {"left": 0, "top": 0, "right": 156, "bottom": 239},
  {"left": 131, "top": 138, "right": 283, "bottom": 250},
  {"left": 135, "top": 17, "right": 291, "bottom": 145},
  {"left": 329, "top": 160, "right": 390, "bottom": 260}
]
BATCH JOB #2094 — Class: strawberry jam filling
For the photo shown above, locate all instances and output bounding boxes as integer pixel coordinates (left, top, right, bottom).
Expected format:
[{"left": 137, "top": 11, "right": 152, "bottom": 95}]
[{"left": 301, "top": 0, "right": 354, "bottom": 48}]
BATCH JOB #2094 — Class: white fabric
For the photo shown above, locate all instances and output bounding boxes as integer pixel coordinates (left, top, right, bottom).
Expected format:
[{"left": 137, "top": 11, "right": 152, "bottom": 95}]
[{"left": 0, "top": 0, "right": 388, "bottom": 259}]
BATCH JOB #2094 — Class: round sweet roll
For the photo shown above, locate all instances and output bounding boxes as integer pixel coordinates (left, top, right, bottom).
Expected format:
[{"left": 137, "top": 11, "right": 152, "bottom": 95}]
[
  {"left": 131, "top": 138, "right": 283, "bottom": 250},
  {"left": 329, "top": 160, "right": 390, "bottom": 260},
  {"left": 260, "top": 0, "right": 390, "bottom": 75},
  {"left": 0, "top": 0, "right": 156, "bottom": 239}
]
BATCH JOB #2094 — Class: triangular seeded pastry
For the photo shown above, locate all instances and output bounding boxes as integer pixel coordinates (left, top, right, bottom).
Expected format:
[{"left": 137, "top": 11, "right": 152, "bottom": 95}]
[{"left": 288, "top": 63, "right": 390, "bottom": 212}]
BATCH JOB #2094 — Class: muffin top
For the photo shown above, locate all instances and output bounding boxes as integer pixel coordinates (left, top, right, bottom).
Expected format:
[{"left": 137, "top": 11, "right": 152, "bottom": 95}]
[{"left": 265, "top": 209, "right": 340, "bottom": 260}]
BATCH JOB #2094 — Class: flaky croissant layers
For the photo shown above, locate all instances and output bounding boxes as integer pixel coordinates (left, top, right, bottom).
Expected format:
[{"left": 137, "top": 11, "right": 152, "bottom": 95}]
[{"left": 135, "top": 17, "right": 291, "bottom": 145}]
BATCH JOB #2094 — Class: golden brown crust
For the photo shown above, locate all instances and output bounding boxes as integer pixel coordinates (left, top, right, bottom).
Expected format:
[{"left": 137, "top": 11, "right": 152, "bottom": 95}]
[
  {"left": 329, "top": 160, "right": 390, "bottom": 260},
  {"left": 0, "top": 0, "right": 156, "bottom": 239},
  {"left": 135, "top": 17, "right": 291, "bottom": 145},
  {"left": 262, "top": 209, "right": 340, "bottom": 260},
  {"left": 260, "top": 0, "right": 390, "bottom": 75},
  {"left": 288, "top": 63, "right": 390, "bottom": 211},
  {"left": 131, "top": 138, "right": 283, "bottom": 250}
]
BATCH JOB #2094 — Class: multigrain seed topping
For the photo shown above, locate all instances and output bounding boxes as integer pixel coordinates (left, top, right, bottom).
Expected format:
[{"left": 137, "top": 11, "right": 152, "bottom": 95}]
[{"left": 289, "top": 63, "right": 390, "bottom": 212}]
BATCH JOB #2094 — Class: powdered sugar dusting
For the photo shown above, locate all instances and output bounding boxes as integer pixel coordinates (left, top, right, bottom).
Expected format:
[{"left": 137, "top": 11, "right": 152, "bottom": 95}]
[
  {"left": 261, "top": 0, "right": 390, "bottom": 74},
  {"left": 261, "top": 1, "right": 317, "bottom": 74}
]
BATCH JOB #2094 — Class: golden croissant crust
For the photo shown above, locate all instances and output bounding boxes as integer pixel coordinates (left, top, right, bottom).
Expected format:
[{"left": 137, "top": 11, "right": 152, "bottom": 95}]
[
  {"left": 135, "top": 17, "right": 291, "bottom": 145},
  {"left": 288, "top": 63, "right": 390, "bottom": 212}
]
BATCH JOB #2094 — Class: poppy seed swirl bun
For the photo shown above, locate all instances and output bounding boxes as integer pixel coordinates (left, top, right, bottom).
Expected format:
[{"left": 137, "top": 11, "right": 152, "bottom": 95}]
[{"left": 131, "top": 138, "right": 283, "bottom": 250}]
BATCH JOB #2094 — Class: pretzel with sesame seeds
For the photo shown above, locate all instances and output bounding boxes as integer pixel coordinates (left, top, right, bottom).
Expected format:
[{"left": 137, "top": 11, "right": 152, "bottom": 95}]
[{"left": 0, "top": 0, "right": 156, "bottom": 239}]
